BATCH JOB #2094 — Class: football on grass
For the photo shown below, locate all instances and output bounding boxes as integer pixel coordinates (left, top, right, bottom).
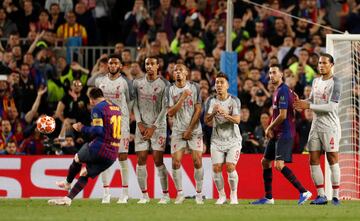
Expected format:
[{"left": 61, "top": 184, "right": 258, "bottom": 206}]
[{"left": 36, "top": 115, "right": 56, "bottom": 134}]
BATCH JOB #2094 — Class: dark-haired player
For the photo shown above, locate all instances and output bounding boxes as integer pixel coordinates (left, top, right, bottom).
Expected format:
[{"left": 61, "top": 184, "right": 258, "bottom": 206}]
[
  {"left": 48, "top": 87, "right": 122, "bottom": 206},
  {"left": 133, "top": 57, "right": 170, "bottom": 204},
  {"left": 204, "top": 72, "right": 242, "bottom": 205},
  {"left": 95, "top": 54, "right": 134, "bottom": 204},
  {"left": 252, "top": 64, "right": 312, "bottom": 205},
  {"left": 294, "top": 53, "right": 341, "bottom": 205},
  {"left": 166, "top": 64, "right": 204, "bottom": 204}
]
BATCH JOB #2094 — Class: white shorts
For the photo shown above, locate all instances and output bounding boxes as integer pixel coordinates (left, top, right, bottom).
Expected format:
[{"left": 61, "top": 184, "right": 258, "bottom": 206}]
[
  {"left": 170, "top": 134, "right": 203, "bottom": 154},
  {"left": 308, "top": 129, "right": 341, "bottom": 152},
  {"left": 118, "top": 132, "right": 130, "bottom": 153},
  {"left": 210, "top": 141, "right": 242, "bottom": 165},
  {"left": 135, "top": 127, "right": 166, "bottom": 152}
]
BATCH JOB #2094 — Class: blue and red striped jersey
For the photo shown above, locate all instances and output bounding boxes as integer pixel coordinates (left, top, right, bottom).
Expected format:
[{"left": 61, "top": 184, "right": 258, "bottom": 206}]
[
  {"left": 81, "top": 100, "right": 122, "bottom": 161},
  {"left": 272, "top": 83, "right": 296, "bottom": 139}
]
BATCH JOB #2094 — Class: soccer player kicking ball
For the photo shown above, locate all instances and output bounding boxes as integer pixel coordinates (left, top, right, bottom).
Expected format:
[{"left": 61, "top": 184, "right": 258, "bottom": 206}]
[
  {"left": 48, "top": 88, "right": 122, "bottom": 206},
  {"left": 133, "top": 57, "right": 170, "bottom": 204},
  {"left": 166, "top": 64, "right": 204, "bottom": 204},
  {"left": 204, "top": 73, "right": 242, "bottom": 205},
  {"left": 294, "top": 53, "right": 341, "bottom": 205},
  {"left": 251, "top": 64, "right": 312, "bottom": 205},
  {"left": 95, "top": 54, "right": 134, "bottom": 204}
]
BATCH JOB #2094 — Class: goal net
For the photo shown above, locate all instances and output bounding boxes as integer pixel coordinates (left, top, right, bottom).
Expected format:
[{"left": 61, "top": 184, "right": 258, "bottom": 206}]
[{"left": 326, "top": 34, "right": 360, "bottom": 199}]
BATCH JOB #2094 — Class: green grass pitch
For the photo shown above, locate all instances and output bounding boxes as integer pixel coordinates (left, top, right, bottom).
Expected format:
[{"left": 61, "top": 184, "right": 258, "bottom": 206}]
[{"left": 1, "top": 199, "right": 359, "bottom": 221}]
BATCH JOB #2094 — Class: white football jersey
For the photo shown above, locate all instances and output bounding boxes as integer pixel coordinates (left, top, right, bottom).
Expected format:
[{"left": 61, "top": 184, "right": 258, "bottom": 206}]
[
  {"left": 95, "top": 74, "right": 134, "bottom": 133},
  {"left": 205, "top": 95, "right": 242, "bottom": 147},
  {"left": 133, "top": 75, "right": 169, "bottom": 129},
  {"left": 166, "top": 81, "right": 202, "bottom": 136},
  {"left": 309, "top": 76, "right": 341, "bottom": 132}
]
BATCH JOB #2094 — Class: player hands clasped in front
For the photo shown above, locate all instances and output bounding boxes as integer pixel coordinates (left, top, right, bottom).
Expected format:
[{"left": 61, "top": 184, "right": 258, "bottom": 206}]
[
  {"left": 48, "top": 88, "right": 121, "bottom": 206},
  {"left": 294, "top": 53, "right": 341, "bottom": 206},
  {"left": 133, "top": 57, "right": 170, "bottom": 204},
  {"left": 252, "top": 64, "right": 312, "bottom": 205},
  {"left": 204, "top": 73, "right": 242, "bottom": 205},
  {"left": 95, "top": 54, "right": 134, "bottom": 204},
  {"left": 166, "top": 64, "right": 204, "bottom": 204}
]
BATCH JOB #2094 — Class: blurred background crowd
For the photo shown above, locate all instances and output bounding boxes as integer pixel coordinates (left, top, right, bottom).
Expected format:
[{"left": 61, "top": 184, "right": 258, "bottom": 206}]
[{"left": 0, "top": 0, "right": 359, "bottom": 155}]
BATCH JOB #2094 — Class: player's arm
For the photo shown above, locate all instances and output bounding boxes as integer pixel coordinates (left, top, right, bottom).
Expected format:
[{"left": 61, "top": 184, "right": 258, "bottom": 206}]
[
  {"left": 186, "top": 84, "right": 203, "bottom": 130},
  {"left": 79, "top": 107, "right": 105, "bottom": 137},
  {"left": 153, "top": 88, "right": 168, "bottom": 129},
  {"left": 167, "top": 88, "right": 191, "bottom": 117},
  {"left": 296, "top": 78, "right": 341, "bottom": 112},
  {"left": 125, "top": 77, "right": 135, "bottom": 111},
  {"left": 267, "top": 89, "right": 288, "bottom": 131},
  {"left": 267, "top": 108, "right": 287, "bottom": 130},
  {"left": 220, "top": 97, "right": 241, "bottom": 124},
  {"left": 204, "top": 97, "right": 215, "bottom": 127}
]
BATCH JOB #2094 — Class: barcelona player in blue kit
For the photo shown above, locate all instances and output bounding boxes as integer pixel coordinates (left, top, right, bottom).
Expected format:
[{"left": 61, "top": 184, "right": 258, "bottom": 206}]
[
  {"left": 252, "top": 64, "right": 312, "bottom": 205},
  {"left": 48, "top": 87, "right": 122, "bottom": 206}
]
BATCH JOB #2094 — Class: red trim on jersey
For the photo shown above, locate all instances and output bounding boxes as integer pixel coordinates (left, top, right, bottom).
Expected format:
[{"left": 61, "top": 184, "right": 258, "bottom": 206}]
[{"left": 332, "top": 185, "right": 340, "bottom": 189}]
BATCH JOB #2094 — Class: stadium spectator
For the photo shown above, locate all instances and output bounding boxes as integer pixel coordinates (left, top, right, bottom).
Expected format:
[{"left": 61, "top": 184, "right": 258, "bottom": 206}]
[
  {"left": 0, "top": 119, "right": 17, "bottom": 150},
  {"left": 56, "top": 10, "right": 88, "bottom": 46},
  {"left": 0, "top": 7, "right": 18, "bottom": 38},
  {"left": 0, "top": 138, "right": 22, "bottom": 155}
]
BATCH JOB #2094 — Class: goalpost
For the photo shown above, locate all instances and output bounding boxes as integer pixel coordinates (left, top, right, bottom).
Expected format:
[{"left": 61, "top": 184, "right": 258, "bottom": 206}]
[{"left": 326, "top": 34, "right": 360, "bottom": 200}]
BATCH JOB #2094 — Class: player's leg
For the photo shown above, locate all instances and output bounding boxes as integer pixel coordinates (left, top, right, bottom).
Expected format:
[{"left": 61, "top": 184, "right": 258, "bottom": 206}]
[
  {"left": 327, "top": 151, "right": 340, "bottom": 205},
  {"left": 225, "top": 144, "right": 241, "bottom": 205},
  {"left": 192, "top": 150, "right": 204, "bottom": 204},
  {"left": 55, "top": 143, "right": 91, "bottom": 190},
  {"left": 189, "top": 135, "right": 204, "bottom": 204},
  {"left": 152, "top": 130, "right": 170, "bottom": 204},
  {"left": 322, "top": 130, "right": 341, "bottom": 205},
  {"left": 172, "top": 146, "right": 185, "bottom": 204},
  {"left": 211, "top": 145, "right": 226, "bottom": 204},
  {"left": 252, "top": 139, "right": 274, "bottom": 204},
  {"left": 100, "top": 167, "right": 112, "bottom": 204},
  {"left": 117, "top": 134, "right": 130, "bottom": 204},
  {"left": 135, "top": 130, "right": 150, "bottom": 204},
  {"left": 136, "top": 150, "right": 150, "bottom": 203},
  {"left": 275, "top": 139, "right": 312, "bottom": 205},
  {"left": 153, "top": 150, "right": 170, "bottom": 204},
  {"left": 308, "top": 131, "right": 327, "bottom": 205}
]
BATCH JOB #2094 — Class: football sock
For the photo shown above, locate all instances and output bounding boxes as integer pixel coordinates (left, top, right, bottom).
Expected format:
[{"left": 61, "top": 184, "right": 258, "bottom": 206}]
[
  {"left": 194, "top": 167, "right": 204, "bottom": 193},
  {"left": 136, "top": 164, "right": 147, "bottom": 192},
  {"left": 66, "top": 160, "right": 82, "bottom": 184},
  {"left": 172, "top": 168, "right": 182, "bottom": 192},
  {"left": 119, "top": 160, "right": 129, "bottom": 195},
  {"left": 281, "top": 166, "right": 307, "bottom": 193},
  {"left": 310, "top": 164, "right": 325, "bottom": 196},
  {"left": 228, "top": 170, "right": 238, "bottom": 192},
  {"left": 213, "top": 172, "right": 224, "bottom": 194},
  {"left": 263, "top": 168, "right": 273, "bottom": 199},
  {"left": 67, "top": 176, "right": 88, "bottom": 199},
  {"left": 330, "top": 163, "right": 340, "bottom": 199},
  {"left": 157, "top": 165, "right": 169, "bottom": 194}
]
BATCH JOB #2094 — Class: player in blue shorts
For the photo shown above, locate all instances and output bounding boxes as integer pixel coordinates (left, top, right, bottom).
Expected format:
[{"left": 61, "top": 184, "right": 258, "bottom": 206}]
[
  {"left": 48, "top": 87, "right": 122, "bottom": 206},
  {"left": 252, "top": 64, "right": 312, "bottom": 205}
]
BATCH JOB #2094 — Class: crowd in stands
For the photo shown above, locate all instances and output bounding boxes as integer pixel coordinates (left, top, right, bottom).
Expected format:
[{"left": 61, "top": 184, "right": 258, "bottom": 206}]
[{"left": 0, "top": 0, "right": 359, "bottom": 155}]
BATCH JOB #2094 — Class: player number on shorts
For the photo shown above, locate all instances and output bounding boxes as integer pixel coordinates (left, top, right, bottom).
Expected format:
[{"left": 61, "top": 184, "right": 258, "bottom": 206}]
[{"left": 110, "top": 116, "right": 121, "bottom": 139}]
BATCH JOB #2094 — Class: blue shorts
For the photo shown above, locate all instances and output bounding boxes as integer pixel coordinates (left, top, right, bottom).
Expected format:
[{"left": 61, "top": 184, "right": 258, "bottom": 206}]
[
  {"left": 264, "top": 138, "right": 293, "bottom": 163},
  {"left": 77, "top": 143, "right": 115, "bottom": 178}
]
